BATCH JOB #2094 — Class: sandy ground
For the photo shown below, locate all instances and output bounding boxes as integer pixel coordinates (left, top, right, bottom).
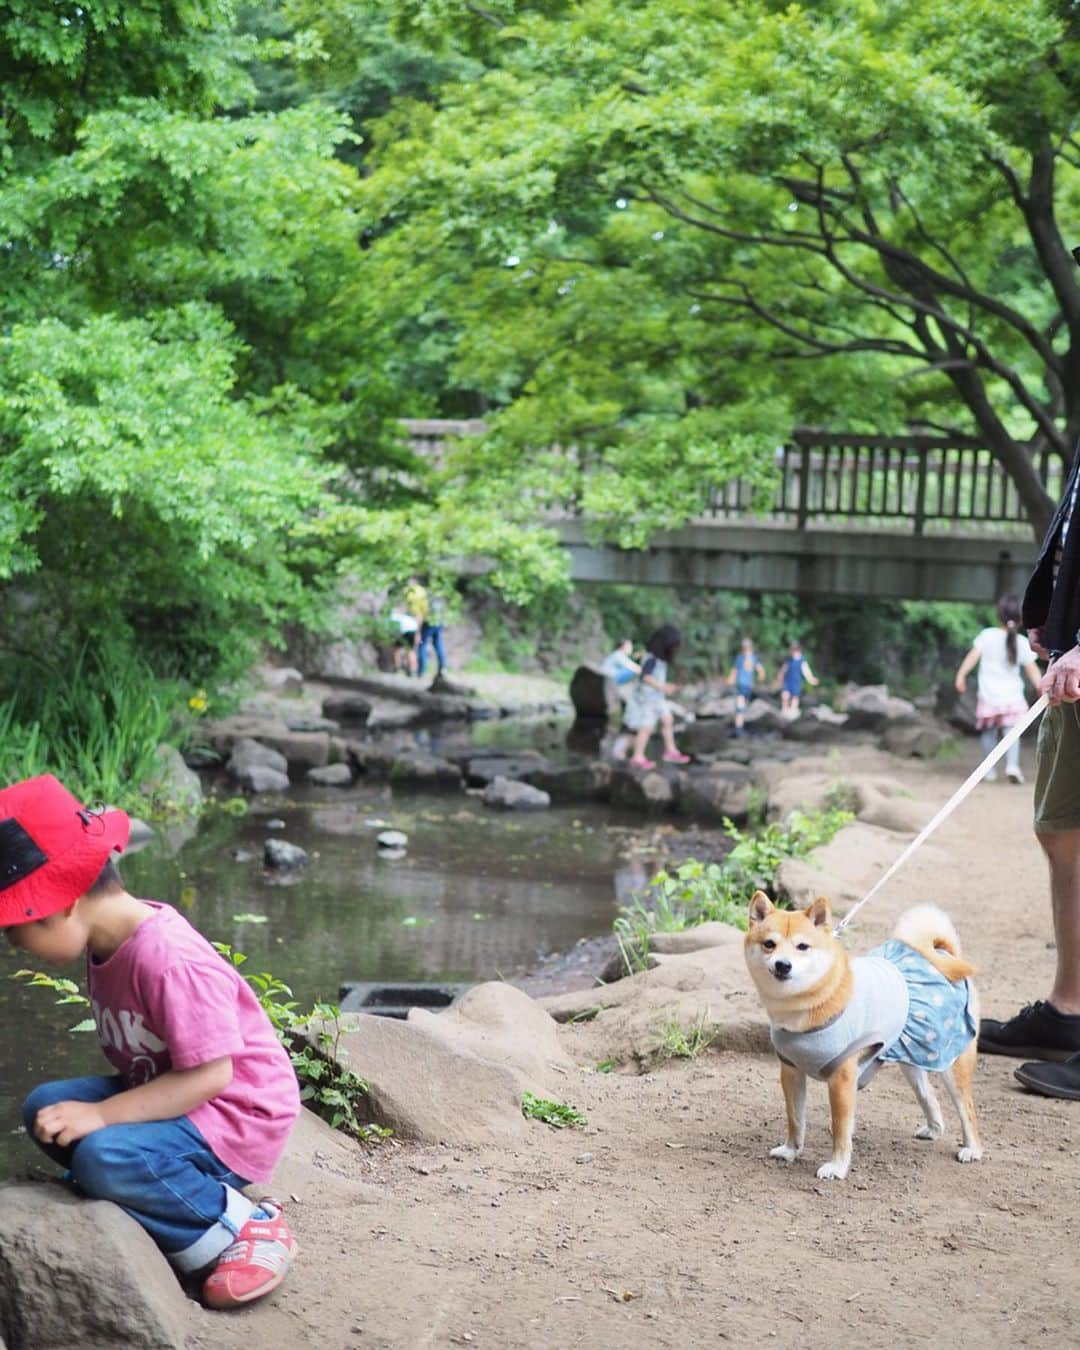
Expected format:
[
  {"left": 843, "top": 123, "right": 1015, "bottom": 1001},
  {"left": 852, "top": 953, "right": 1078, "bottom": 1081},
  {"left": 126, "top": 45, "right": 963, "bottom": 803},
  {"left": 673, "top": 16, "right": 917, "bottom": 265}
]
[{"left": 204, "top": 740, "right": 1080, "bottom": 1350}]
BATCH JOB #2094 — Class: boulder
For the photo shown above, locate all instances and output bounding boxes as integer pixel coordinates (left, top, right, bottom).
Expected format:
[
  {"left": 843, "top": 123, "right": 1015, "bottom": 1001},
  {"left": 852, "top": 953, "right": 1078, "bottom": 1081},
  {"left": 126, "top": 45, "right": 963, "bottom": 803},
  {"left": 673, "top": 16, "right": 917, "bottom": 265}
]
[
  {"left": 677, "top": 764, "right": 759, "bottom": 824},
  {"left": 320, "top": 693, "right": 373, "bottom": 724},
  {"left": 304, "top": 1012, "right": 529, "bottom": 1144},
  {"left": 775, "top": 819, "right": 945, "bottom": 914},
  {"left": 695, "top": 693, "right": 738, "bottom": 719},
  {"left": 252, "top": 730, "right": 330, "bottom": 772},
  {"left": 610, "top": 767, "right": 677, "bottom": 811},
  {"left": 569, "top": 664, "right": 623, "bottom": 720},
  {"left": 482, "top": 777, "right": 551, "bottom": 811},
  {"left": 841, "top": 683, "right": 917, "bottom": 730},
  {"left": 462, "top": 755, "right": 552, "bottom": 787},
  {"left": 305, "top": 762, "right": 355, "bottom": 787},
  {"left": 226, "top": 737, "right": 290, "bottom": 792},
  {"left": 526, "top": 761, "right": 612, "bottom": 802},
  {"left": 264, "top": 839, "right": 309, "bottom": 869},
  {"left": 781, "top": 704, "right": 850, "bottom": 743},
  {"left": 259, "top": 664, "right": 304, "bottom": 694},
  {"left": 541, "top": 927, "right": 768, "bottom": 1067},
  {"left": 882, "top": 717, "right": 952, "bottom": 759},
  {"left": 232, "top": 763, "right": 290, "bottom": 794},
  {"left": 741, "top": 699, "right": 788, "bottom": 733},
  {"left": 679, "top": 719, "right": 735, "bottom": 756},
  {"left": 0, "top": 1184, "right": 195, "bottom": 1349},
  {"left": 141, "top": 744, "right": 203, "bottom": 813},
  {"left": 408, "top": 982, "right": 572, "bottom": 1094},
  {"left": 386, "top": 753, "right": 463, "bottom": 789}
]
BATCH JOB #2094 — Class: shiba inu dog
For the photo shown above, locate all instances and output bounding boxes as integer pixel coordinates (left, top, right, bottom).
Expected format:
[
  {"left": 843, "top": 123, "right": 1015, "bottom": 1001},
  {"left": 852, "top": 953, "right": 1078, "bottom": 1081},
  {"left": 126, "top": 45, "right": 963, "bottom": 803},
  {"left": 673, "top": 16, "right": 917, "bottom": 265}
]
[{"left": 744, "top": 891, "right": 982, "bottom": 1181}]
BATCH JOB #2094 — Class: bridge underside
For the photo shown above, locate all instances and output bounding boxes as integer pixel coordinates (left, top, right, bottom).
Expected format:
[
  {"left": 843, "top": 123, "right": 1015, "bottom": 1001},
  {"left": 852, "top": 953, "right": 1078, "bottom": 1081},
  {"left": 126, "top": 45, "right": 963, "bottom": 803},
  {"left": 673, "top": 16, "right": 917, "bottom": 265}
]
[{"left": 552, "top": 521, "right": 1038, "bottom": 603}]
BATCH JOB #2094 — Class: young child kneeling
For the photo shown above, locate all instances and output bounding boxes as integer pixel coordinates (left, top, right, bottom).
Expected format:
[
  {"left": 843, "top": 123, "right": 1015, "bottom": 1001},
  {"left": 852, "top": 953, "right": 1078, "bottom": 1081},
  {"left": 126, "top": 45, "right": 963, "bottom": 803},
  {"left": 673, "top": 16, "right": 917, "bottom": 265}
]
[{"left": 1, "top": 774, "right": 300, "bottom": 1309}]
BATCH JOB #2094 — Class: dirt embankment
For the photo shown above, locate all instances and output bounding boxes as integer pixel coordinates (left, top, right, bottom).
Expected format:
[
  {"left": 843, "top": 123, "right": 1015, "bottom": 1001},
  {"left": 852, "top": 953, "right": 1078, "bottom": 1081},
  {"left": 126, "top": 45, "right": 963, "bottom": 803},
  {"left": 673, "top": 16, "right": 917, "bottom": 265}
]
[{"left": 200, "top": 738, "right": 1079, "bottom": 1349}]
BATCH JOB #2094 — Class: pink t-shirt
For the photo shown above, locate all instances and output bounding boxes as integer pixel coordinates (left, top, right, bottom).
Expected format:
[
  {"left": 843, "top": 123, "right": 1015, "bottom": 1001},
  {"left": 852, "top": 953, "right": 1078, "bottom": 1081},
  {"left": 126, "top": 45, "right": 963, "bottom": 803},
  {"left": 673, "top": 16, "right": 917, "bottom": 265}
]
[{"left": 86, "top": 902, "right": 300, "bottom": 1183}]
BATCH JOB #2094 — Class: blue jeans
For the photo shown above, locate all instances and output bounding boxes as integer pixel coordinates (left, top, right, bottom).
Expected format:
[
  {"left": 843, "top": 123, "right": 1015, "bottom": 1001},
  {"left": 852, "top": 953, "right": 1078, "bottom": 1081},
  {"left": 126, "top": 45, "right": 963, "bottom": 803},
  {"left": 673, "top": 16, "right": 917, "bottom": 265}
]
[
  {"left": 23, "top": 1076, "right": 256, "bottom": 1273},
  {"left": 417, "top": 622, "right": 446, "bottom": 676}
]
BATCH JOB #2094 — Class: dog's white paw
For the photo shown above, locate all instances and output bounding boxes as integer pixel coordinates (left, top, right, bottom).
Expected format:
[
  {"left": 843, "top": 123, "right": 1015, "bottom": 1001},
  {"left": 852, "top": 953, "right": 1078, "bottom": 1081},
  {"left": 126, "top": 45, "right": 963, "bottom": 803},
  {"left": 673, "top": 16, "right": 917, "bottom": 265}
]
[
  {"left": 769, "top": 1144, "right": 801, "bottom": 1162},
  {"left": 815, "top": 1160, "right": 849, "bottom": 1181},
  {"left": 956, "top": 1145, "right": 983, "bottom": 1163},
  {"left": 914, "top": 1122, "right": 943, "bottom": 1141}
]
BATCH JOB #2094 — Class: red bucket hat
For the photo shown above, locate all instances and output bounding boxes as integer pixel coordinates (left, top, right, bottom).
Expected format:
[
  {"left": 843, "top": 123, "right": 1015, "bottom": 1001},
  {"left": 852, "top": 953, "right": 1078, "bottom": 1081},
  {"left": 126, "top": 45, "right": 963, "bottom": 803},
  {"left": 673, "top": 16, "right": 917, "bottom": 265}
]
[{"left": 0, "top": 774, "right": 130, "bottom": 928}]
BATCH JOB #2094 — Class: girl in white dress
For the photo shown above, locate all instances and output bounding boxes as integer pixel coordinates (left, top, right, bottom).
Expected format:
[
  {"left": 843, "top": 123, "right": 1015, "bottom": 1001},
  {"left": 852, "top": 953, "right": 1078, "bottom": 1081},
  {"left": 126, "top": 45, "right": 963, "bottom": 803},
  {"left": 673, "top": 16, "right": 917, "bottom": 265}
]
[{"left": 955, "top": 595, "right": 1042, "bottom": 783}]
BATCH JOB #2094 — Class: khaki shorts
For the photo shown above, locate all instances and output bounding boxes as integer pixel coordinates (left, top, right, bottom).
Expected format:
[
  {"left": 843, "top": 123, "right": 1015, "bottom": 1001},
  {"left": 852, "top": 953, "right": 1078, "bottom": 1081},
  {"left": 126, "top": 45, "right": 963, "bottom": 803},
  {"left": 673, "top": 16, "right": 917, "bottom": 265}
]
[{"left": 1034, "top": 702, "right": 1080, "bottom": 833}]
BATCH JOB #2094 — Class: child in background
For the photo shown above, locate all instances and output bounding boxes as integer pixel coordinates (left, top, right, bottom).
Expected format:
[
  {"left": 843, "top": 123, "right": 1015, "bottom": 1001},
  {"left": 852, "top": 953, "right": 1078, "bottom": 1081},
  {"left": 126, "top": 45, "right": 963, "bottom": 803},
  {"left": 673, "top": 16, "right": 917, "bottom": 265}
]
[
  {"left": 776, "top": 640, "right": 819, "bottom": 718},
  {"left": 601, "top": 638, "right": 641, "bottom": 690},
  {"left": 2, "top": 774, "right": 300, "bottom": 1309},
  {"left": 727, "top": 636, "right": 765, "bottom": 737},
  {"left": 623, "top": 624, "right": 692, "bottom": 770},
  {"left": 954, "top": 594, "right": 1041, "bottom": 783}
]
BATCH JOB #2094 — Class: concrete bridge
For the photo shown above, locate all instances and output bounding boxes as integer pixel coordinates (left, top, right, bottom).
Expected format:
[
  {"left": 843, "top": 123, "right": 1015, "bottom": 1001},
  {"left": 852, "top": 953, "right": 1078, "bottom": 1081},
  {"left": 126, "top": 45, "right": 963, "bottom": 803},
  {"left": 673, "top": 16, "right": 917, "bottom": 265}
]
[{"left": 404, "top": 422, "right": 1060, "bottom": 603}]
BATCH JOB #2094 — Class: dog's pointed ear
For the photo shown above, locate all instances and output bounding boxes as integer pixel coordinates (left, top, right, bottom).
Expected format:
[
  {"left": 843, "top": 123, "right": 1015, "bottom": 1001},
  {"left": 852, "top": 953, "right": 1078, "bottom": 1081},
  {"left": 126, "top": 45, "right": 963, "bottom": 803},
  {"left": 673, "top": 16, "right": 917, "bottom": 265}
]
[
  {"left": 807, "top": 896, "right": 832, "bottom": 928},
  {"left": 748, "top": 890, "right": 773, "bottom": 926}
]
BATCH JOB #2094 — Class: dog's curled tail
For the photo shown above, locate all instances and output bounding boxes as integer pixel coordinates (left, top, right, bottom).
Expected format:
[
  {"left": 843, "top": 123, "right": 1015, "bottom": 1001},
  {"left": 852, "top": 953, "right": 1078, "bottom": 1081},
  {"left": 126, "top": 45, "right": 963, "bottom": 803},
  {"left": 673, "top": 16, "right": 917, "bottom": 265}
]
[{"left": 892, "top": 904, "right": 975, "bottom": 983}]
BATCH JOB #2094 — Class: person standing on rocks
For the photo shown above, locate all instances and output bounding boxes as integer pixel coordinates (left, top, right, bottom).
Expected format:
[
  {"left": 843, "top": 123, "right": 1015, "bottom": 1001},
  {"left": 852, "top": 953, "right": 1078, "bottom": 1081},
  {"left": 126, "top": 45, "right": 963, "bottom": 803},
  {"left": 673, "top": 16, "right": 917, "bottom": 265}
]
[
  {"left": 2, "top": 774, "right": 300, "bottom": 1308},
  {"left": 727, "top": 636, "right": 765, "bottom": 737},
  {"left": 417, "top": 590, "right": 450, "bottom": 680},
  {"left": 979, "top": 449, "right": 1080, "bottom": 1099},
  {"left": 623, "top": 624, "right": 692, "bottom": 770},
  {"left": 775, "top": 639, "right": 819, "bottom": 719},
  {"left": 954, "top": 595, "right": 1041, "bottom": 784},
  {"left": 601, "top": 638, "right": 641, "bottom": 692}
]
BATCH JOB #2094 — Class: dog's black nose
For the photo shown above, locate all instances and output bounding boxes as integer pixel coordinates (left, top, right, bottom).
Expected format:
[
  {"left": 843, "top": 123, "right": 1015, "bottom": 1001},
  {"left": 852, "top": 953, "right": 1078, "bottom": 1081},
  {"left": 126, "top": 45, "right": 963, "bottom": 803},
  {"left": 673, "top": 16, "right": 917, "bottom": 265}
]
[{"left": 773, "top": 959, "right": 792, "bottom": 979}]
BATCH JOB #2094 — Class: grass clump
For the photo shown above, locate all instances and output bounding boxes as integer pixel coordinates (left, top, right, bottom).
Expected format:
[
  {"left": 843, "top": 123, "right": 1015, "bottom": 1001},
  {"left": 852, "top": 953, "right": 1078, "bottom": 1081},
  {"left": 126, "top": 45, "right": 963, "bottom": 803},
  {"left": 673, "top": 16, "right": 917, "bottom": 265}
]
[
  {"left": 521, "top": 1091, "right": 587, "bottom": 1129},
  {"left": 656, "top": 1011, "right": 717, "bottom": 1061}
]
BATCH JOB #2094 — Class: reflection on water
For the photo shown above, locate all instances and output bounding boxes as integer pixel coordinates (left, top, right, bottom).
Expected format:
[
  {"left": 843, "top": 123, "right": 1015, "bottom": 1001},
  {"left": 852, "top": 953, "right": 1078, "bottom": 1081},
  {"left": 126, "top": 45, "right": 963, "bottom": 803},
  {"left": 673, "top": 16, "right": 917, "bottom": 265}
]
[{"left": 0, "top": 777, "right": 663, "bottom": 1178}]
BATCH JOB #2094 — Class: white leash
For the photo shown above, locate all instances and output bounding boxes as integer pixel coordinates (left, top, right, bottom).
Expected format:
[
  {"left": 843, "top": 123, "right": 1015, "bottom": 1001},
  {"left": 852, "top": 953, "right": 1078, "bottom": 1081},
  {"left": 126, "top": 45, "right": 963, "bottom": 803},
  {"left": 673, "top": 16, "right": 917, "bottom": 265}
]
[{"left": 834, "top": 693, "right": 1050, "bottom": 936}]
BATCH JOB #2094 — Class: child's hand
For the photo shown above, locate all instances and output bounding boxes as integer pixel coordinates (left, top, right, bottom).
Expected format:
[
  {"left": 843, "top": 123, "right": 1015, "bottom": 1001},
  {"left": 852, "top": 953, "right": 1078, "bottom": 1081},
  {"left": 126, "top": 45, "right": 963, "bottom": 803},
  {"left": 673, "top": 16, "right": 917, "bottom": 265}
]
[
  {"left": 35, "top": 1099, "right": 108, "bottom": 1148},
  {"left": 666, "top": 682, "right": 678, "bottom": 694}
]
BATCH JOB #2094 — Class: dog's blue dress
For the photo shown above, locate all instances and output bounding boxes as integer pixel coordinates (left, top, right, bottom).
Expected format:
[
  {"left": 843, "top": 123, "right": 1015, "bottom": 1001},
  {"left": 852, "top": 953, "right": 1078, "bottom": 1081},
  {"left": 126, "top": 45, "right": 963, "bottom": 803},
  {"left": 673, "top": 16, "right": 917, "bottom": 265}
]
[{"left": 771, "top": 938, "right": 977, "bottom": 1087}]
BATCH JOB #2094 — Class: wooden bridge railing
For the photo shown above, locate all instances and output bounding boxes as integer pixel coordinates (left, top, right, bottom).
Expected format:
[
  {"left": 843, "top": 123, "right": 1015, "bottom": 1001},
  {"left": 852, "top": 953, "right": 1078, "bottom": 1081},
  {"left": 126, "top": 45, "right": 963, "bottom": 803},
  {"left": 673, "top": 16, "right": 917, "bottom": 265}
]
[{"left": 401, "top": 421, "right": 1063, "bottom": 536}]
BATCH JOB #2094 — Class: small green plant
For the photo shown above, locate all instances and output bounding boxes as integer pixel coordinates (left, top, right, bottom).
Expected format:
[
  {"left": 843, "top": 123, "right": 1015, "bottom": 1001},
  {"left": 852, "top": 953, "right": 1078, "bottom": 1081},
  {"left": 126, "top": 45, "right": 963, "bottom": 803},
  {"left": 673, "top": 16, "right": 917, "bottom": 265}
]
[
  {"left": 595, "top": 1059, "right": 616, "bottom": 1074},
  {"left": 613, "top": 804, "right": 854, "bottom": 972},
  {"left": 214, "top": 945, "right": 389, "bottom": 1143},
  {"left": 656, "top": 1010, "right": 717, "bottom": 1060},
  {"left": 11, "top": 970, "right": 96, "bottom": 1033},
  {"left": 521, "top": 1091, "right": 587, "bottom": 1128}
]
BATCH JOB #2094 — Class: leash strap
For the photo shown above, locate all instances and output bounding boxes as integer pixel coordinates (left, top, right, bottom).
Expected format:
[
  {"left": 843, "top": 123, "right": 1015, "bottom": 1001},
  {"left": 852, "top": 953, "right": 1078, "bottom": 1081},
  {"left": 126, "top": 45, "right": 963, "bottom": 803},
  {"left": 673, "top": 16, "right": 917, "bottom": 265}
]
[{"left": 834, "top": 693, "right": 1049, "bottom": 936}]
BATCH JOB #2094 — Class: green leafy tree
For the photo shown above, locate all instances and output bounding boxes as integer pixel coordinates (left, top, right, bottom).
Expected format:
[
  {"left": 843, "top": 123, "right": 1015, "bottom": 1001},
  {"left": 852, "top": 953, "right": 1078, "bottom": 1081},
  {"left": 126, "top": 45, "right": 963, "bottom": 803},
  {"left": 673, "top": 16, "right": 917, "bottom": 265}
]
[{"left": 353, "top": 0, "right": 1080, "bottom": 538}]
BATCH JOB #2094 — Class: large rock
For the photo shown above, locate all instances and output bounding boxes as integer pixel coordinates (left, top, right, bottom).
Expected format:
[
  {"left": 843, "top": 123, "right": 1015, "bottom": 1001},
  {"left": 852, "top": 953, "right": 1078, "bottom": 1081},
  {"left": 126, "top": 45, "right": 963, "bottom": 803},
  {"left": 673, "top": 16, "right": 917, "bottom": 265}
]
[
  {"left": 408, "top": 982, "right": 572, "bottom": 1094},
  {"left": 542, "top": 926, "right": 768, "bottom": 1068},
  {"left": 226, "top": 736, "right": 289, "bottom": 789},
  {"left": 305, "top": 762, "right": 355, "bottom": 787},
  {"left": 252, "top": 730, "right": 331, "bottom": 772},
  {"left": 462, "top": 755, "right": 551, "bottom": 787},
  {"left": 386, "top": 752, "right": 462, "bottom": 788},
  {"left": 610, "top": 767, "right": 677, "bottom": 811},
  {"left": 882, "top": 717, "right": 952, "bottom": 759},
  {"left": 258, "top": 664, "right": 304, "bottom": 694},
  {"left": 679, "top": 719, "right": 735, "bottom": 756},
  {"left": 526, "top": 761, "right": 613, "bottom": 802},
  {"left": 775, "top": 819, "right": 946, "bottom": 914},
  {"left": 569, "top": 665, "right": 623, "bottom": 720},
  {"left": 677, "top": 764, "right": 759, "bottom": 824},
  {"left": 0, "top": 1184, "right": 196, "bottom": 1349},
  {"left": 264, "top": 839, "right": 309, "bottom": 869},
  {"left": 141, "top": 743, "right": 203, "bottom": 813},
  {"left": 781, "top": 704, "right": 850, "bottom": 743},
  {"left": 695, "top": 692, "right": 738, "bottom": 719},
  {"left": 841, "top": 683, "right": 918, "bottom": 730},
  {"left": 306, "top": 1012, "right": 529, "bottom": 1144},
  {"left": 482, "top": 777, "right": 551, "bottom": 811},
  {"left": 320, "top": 692, "right": 373, "bottom": 724},
  {"left": 741, "top": 699, "right": 788, "bottom": 733}
]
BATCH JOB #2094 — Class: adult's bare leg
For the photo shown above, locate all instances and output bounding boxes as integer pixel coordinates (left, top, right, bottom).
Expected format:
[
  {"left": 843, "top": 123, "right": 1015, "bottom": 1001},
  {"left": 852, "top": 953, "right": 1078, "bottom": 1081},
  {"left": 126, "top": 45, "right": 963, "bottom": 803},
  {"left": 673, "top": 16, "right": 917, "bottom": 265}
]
[{"left": 1038, "top": 827, "right": 1080, "bottom": 1015}]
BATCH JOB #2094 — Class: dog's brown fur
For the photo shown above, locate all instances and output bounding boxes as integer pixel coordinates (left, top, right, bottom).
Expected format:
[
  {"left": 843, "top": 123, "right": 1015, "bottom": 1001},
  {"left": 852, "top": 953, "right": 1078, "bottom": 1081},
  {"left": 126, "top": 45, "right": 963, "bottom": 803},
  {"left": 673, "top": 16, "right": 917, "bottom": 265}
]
[{"left": 744, "top": 892, "right": 982, "bottom": 1181}]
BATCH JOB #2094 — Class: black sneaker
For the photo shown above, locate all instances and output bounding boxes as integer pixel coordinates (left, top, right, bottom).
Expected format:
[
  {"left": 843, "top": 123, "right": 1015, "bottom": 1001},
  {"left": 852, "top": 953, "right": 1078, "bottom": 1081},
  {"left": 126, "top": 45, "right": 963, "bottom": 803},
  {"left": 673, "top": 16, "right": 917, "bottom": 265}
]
[
  {"left": 979, "top": 1001, "right": 1080, "bottom": 1060},
  {"left": 1014, "top": 1053, "right": 1080, "bottom": 1100}
]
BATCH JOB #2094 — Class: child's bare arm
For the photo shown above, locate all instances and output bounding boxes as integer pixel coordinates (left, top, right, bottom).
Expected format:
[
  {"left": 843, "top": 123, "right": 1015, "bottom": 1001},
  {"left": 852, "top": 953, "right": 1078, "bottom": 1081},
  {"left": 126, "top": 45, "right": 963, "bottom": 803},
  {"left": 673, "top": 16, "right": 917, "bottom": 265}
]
[
  {"left": 802, "top": 661, "right": 819, "bottom": 686},
  {"left": 34, "top": 1057, "right": 233, "bottom": 1147}
]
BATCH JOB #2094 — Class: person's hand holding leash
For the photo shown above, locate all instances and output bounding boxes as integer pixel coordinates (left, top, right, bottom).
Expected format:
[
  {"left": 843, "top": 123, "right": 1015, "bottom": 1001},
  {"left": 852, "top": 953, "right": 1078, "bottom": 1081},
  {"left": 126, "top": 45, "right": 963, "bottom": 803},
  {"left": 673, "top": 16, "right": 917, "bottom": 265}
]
[{"left": 1040, "top": 644, "right": 1080, "bottom": 704}]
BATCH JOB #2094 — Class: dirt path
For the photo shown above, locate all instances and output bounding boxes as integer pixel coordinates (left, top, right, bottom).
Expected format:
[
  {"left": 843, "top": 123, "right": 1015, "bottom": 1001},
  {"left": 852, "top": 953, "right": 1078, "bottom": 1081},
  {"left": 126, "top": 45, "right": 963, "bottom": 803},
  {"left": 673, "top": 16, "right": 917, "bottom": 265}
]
[{"left": 205, "top": 742, "right": 1080, "bottom": 1350}]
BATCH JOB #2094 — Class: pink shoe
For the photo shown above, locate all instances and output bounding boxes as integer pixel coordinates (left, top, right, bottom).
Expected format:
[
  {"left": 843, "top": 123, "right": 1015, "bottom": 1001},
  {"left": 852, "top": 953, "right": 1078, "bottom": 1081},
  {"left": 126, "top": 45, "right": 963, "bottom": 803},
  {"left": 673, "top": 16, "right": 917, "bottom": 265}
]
[
  {"left": 629, "top": 755, "right": 656, "bottom": 770},
  {"left": 203, "top": 1199, "right": 297, "bottom": 1309},
  {"left": 662, "top": 750, "right": 691, "bottom": 764}
]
